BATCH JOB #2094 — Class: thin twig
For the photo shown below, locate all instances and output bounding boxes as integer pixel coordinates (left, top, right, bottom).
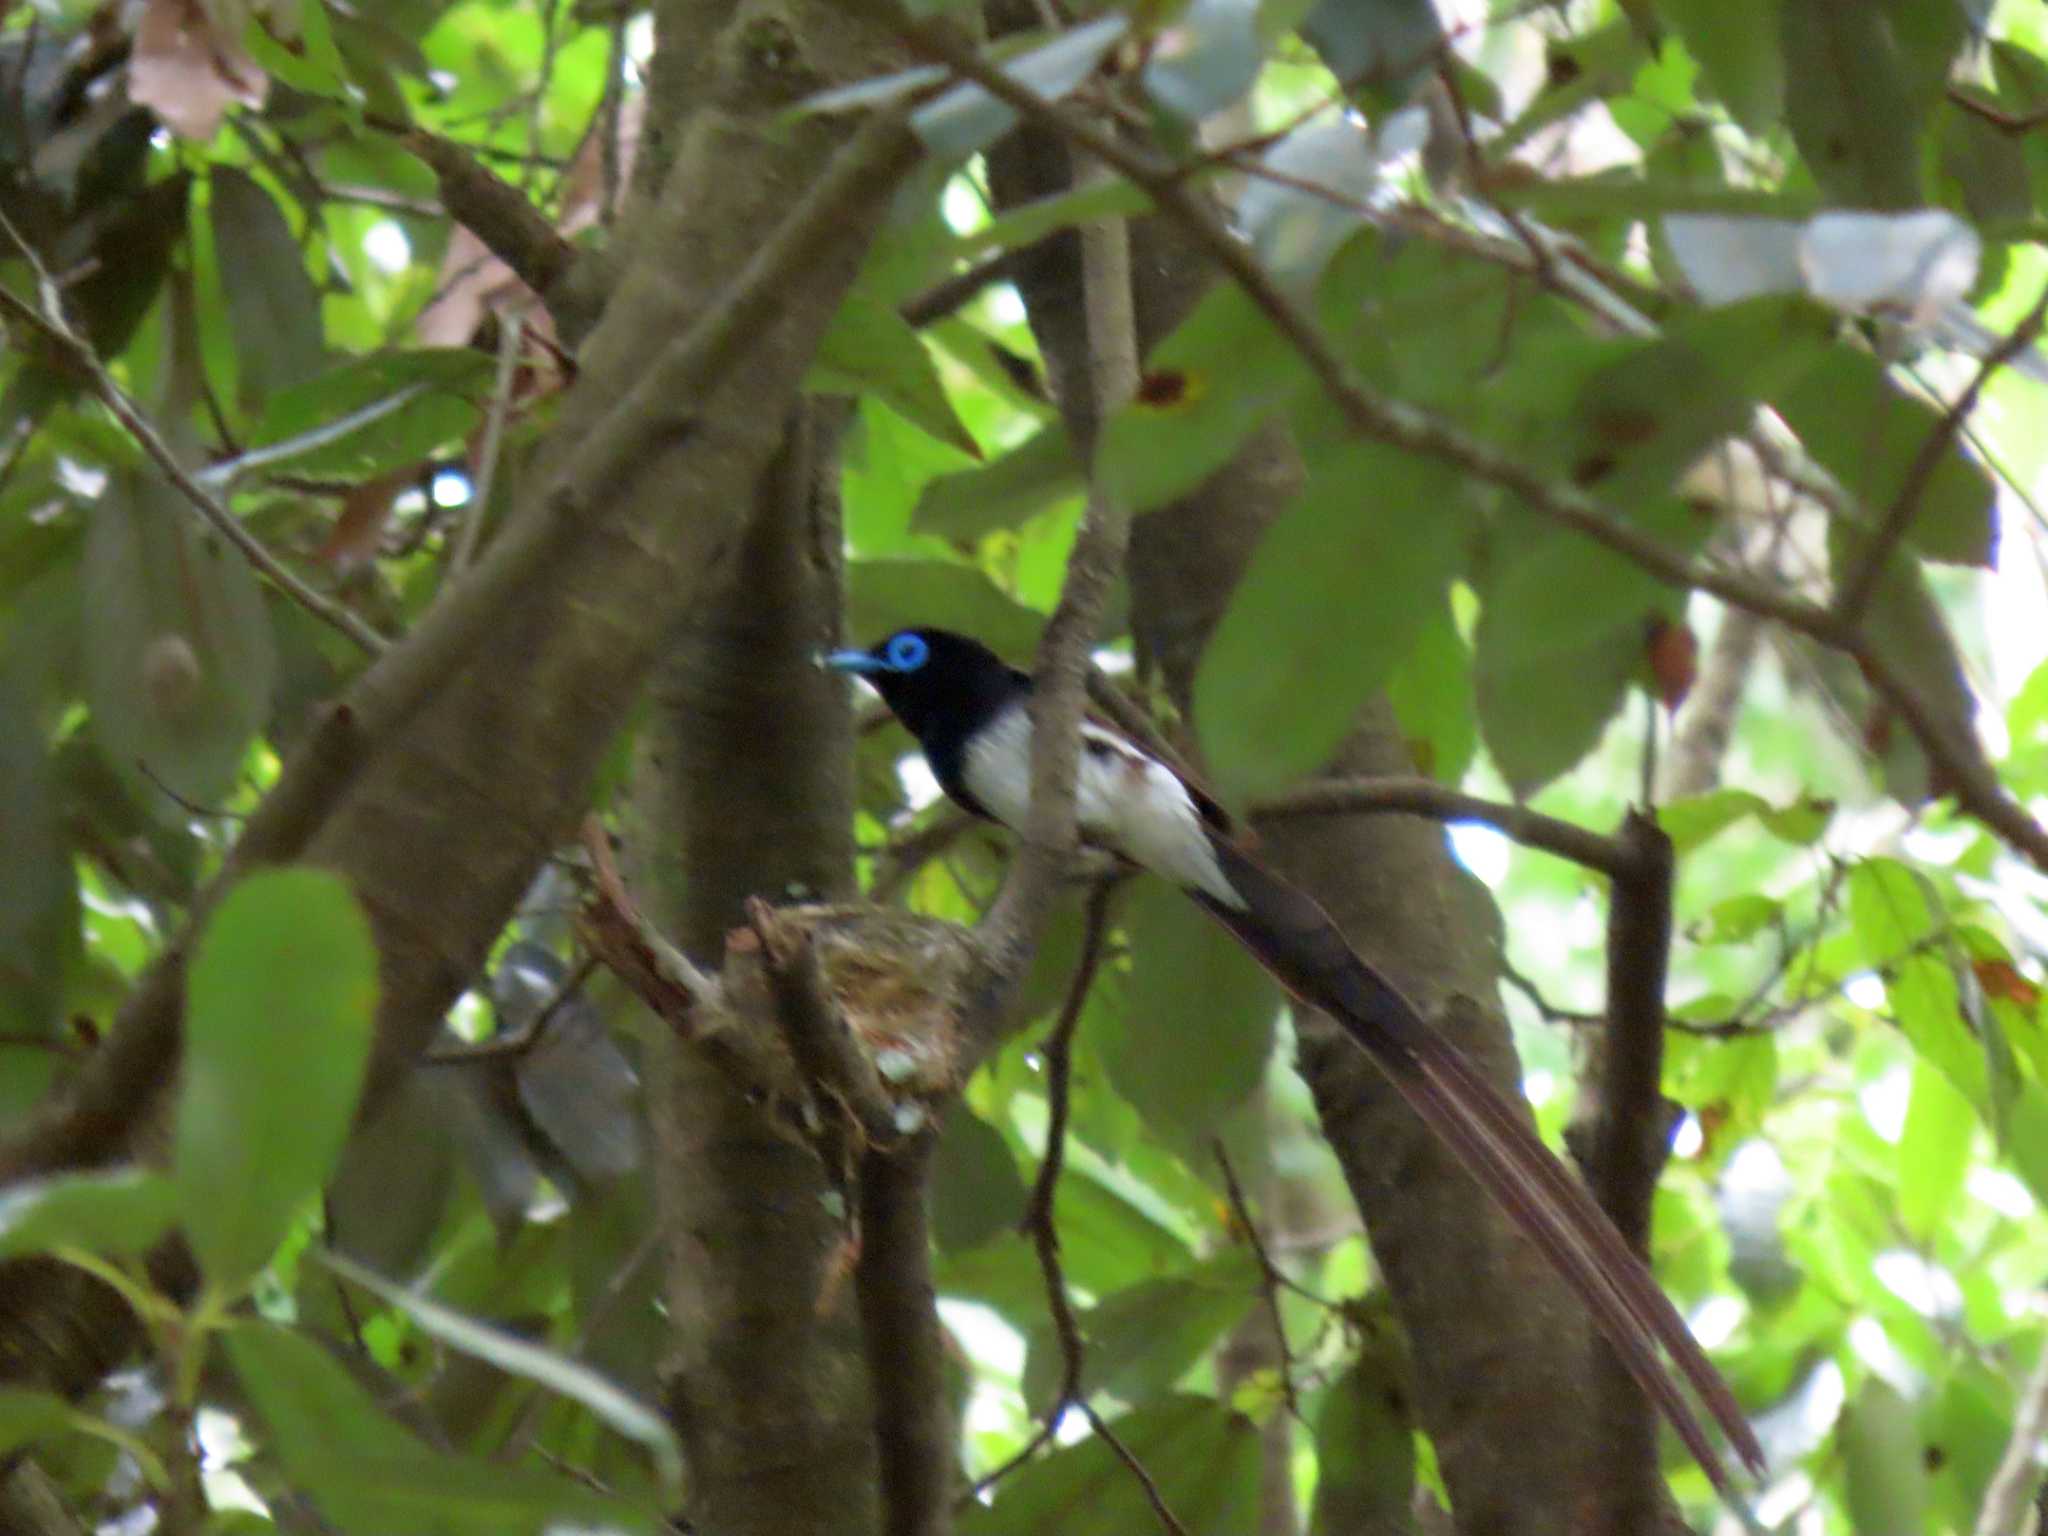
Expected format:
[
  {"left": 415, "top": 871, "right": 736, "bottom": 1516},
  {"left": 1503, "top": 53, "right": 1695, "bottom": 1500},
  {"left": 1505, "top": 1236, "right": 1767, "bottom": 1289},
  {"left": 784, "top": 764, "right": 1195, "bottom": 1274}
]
[
  {"left": 454, "top": 308, "right": 525, "bottom": 573},
  {"left": 1974, "top": 1337, "right": 2048, "bottom": 1536},
  {"left": 1834, "top": 283, "right": 2048, "bottom": 626},
  {"left": 0, "top": 210, "right": 387, "bottom": 657},
  {"left": 1212, "top": 1142, "right": 1302, "bottom": 1422}
]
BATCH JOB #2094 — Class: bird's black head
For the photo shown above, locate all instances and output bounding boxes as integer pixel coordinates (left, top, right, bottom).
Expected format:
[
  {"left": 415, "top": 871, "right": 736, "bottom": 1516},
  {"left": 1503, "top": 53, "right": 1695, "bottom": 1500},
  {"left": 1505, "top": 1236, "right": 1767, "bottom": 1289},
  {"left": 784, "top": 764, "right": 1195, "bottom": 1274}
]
[{"left": 823, "top": 627, "right": 1028, "bottom": 751}]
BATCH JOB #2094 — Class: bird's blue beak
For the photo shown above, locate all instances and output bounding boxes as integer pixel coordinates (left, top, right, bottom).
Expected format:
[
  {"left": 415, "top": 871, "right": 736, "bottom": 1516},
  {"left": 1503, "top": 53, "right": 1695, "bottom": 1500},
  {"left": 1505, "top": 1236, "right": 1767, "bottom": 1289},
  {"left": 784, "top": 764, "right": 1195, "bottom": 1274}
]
[{"left": 823, "top": 648, "right": 885, "bottom": 675}]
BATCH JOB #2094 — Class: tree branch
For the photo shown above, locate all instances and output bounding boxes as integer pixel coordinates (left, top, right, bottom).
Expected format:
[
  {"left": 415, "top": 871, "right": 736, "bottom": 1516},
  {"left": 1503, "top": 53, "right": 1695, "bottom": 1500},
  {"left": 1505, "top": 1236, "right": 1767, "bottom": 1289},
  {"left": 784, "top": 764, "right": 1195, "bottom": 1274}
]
[
  {"left": 855, "top": 1134, "right": 953, "bottom": 1536},
  {"left": 1250, "top": 775, "right": 1629, "bottom": 876},
  {"left": 1974, "top": 1337, "right": 2048, "bottom": 1536},
  {"left": 869, "top": 3, "right": 2048, "bottom": 877},
  {"left": 402, "top": 127, "right": 580, "bottom": 321},
  {"left": 1834, "top": 283, "right": 2048, "bottom": 627},
  {"left": 1582, "top": 808, "right": 1681, "bottom": 1534},
  {"left": 0, "top": 210, "right": 388, "bottom": 658}
]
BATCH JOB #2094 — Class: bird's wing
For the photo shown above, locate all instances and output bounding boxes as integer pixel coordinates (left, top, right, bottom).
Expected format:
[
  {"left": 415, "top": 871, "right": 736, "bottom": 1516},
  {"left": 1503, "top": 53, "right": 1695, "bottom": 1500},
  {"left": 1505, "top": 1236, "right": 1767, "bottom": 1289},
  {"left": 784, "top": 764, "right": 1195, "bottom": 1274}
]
[{"left": 1192, "top": 839, "right": 1764, "bottom": 1495}]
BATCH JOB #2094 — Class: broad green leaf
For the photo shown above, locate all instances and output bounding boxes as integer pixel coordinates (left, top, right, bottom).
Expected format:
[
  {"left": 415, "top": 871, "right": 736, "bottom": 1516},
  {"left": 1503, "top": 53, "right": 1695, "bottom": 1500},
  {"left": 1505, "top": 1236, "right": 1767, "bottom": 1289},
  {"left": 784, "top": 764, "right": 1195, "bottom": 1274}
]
[
  {"left": 846, "top": 559, "right": 1046, "bottom": 659},
  {"left": 1196, "top": 443, "right": 1471, "bottom": 802},
  {"left": 1840, "top": 1378, "right": 1930, "bottom": 1536},
  {"left": 913, "top": 424, "right": 1081, "bottom": 541},
  {"left": 812, "top": 292, "right": 980, "bottom": 458},
  {"left": 1657, "top": 788, "right": 1767, "bottom": 854},
  {"left": 1654, "top": 0, "right": 1782, "bottom": 133},
  {"left": 1474, "top": 503, "right": 1702, "bottom": 793},
  {"left": 1780, "top": 0, "right": 1924, "bottom": 208},
  {"left": 0, "top": 1389, "right": 87, "bottom": 1459},
  {"left": 1774, "top": 350, "right": 1998, "bottom": 567},
  {"left": 911, "top": 15, "right": 1130, "bottom": 160},
  {"left": 0, "top": 684, "right": 77, "bottom": 1036},
  {"left": 317, "top": 1248, "right": 683, "bottom": 1503},
  {"left": 959, "top": 177, "right": 1151, "bottom": 260},
  {"left": 1897, "top": 1058, "right": 1973, "bottom": 1243},
  {"left": 228, "top": 1322, "right": 648, "bottom": 1535},
  {"left": 1111, "top": 879, "right": 1279, "bottom": 1142},
  {"left": 0, "top": 1169, "right": 179, "bottom": 1261},
  {"left": 175, "top": 868, "right": 377, "bottom": 1292},
  {"left": 1143, "top": 0, "right": 1265, "bottom": 123},
  {"left": 1096, "top": 281, "right": 1300, "bottom": 516},
  {"left": 932, "top": 1106, "right": 1028, "bottom": 1253},
  {"left": 1024, "top": 1250, "right": 1258, "bottom": 1412},
  {"left": 1053, "top": 1166, "right": 1195, "bottom": 1295},
  {"left": 327, "top": 1073, "right": 459, "bottom": 1275},
  {"left": 82, "top": 473, "right": 278, "bottom": 817},
  {"left": 240, "top": 350, "right": 492, "bottom": 482},
  {"left": 1296, "top": 0, "right": 1442, "bottom": 98},
  {"left": 960, "top": 1395, "right": 1260, "bottom": 1536},
  {"left": 1384, "top": 599, "right": 1476, "bottom": 782},
  {"left": 1310, "top": 1353, "right": 1417, "bottom": 1535},
  {"left": 210, "top": 167, "right": 326, "bottom": 405}
]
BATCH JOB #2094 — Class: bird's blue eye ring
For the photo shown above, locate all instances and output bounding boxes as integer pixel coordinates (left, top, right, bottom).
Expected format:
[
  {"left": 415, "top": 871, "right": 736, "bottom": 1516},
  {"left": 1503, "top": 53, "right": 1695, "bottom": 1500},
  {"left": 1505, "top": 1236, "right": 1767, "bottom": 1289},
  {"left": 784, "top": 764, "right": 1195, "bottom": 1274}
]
[{"left": 886, "top": 633, "right": 929, "bottom": 672}]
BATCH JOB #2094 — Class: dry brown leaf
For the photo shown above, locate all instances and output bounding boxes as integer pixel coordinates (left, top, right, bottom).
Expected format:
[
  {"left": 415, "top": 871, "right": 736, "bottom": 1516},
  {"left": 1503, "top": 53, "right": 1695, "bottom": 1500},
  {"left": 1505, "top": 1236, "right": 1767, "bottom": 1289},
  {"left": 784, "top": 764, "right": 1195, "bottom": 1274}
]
[{"left": 129, "top": 0, "right": 268, "bottom": 143}]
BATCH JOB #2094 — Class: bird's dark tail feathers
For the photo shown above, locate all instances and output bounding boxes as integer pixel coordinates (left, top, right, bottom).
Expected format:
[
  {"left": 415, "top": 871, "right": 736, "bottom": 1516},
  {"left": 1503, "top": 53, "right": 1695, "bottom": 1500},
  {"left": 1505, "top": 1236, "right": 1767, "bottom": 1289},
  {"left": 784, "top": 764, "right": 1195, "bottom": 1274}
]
[{"left": 1194, "top": 840, "right": 1765, "bottom": 1495}]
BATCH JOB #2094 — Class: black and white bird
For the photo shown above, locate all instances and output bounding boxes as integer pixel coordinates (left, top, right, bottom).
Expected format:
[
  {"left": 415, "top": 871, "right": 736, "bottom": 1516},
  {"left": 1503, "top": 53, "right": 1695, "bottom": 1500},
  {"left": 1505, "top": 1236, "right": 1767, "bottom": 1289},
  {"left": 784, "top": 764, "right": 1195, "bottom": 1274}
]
[{"left": 828, "top": 626, "right": 1763, "bottom": 1494}]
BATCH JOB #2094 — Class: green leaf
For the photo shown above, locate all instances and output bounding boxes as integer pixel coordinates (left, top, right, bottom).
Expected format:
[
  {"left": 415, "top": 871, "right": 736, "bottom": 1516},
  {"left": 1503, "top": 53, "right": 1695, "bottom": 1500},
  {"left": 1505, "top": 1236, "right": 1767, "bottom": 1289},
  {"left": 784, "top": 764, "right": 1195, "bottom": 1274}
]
[
  {"left": 0, "top": 1169, "right": 179, "bottom": 1262},
  {"left": 1474, "top": 503, "right": 1702, "bottom": 793},
  {"left": 240, "top": 351, "right": 492, "bottom": 482},
  {"left": 1780, "top": 0, "right": 1925, "bottom": 208},
  {"left": 1096, "top": 281, "right": 1301, "bottom": 516},
  {"left": 913, "top": 424, "right": 1082, "bottom": 541},
  {"left": 227, "top": 1322, "right": 649, "bottom": 1535},
  {"left": 175, "top": 868, "right": 377, "bottom": 1292},
  {"left": 82, "top": 473, "right": 278, "bottom": 817},
  {"left": 1384, "top": 599, "right": 1476, "bottom": 782},
  {"left": 1773, "top": 350, "right": 1998, "bottom": 567},
  {"left": 932, "top": 1106, "right": 1028, "bottom": 1253},
  {"left": 1025, "top": 1251, "right": 1258, "bottom": 1412},
  {"left": 0, "top": 684, "right": 77, "bottom": 1037},
  {"left": 1310, "top": 1352, "right": 1417, "bottom": 1535},
  {"left": 846, "top": 559, "right": 1046, "bottom": 659},
  {"left": 1111, "top": 879, "right": 1279, "bottom": 1143},
  {"left": 1897, "top": 1058, "right": 1973, "bottom": 1243},
  {"left": 812, "top": 292, "right": 980, "bottom": 458},
  {"left": 1195, "top": 443, "right": 1471, "bottom": 801},
  {"left": 210, "top": 168, "right": 326, "bottom": 405},
  {"left": 1054, "top": 1167, "right": 1195, "bottom": 1296},
  {"left": 1142, "top": 0, "right": 1265, "bottom": 122},
  {"left": 1296, "top": 0, "right": 1442, "bottom": 99},
  {"left": 1654, "top": 0, "right": 1782, "bottom": 134},
  {"left": 317, "top": 1248, "right": 684, "bottom": 1504},
  {"left": 911, "top": 15, "right": 1130, "bottom": 160},
  {"left": 1657, "top": 788, "right": 1767, "bottom": 854},
  {"left": 1840, "top": 1377, "right": 1930, "bottom": 1536},
  {"left": 0, "top": 1388, "right": 78, "bottom": 1457},
  {"left": 958, "top": 177, "right": 1151, "bottom": 260},
  {"left": 960, "top": 1395, "right": 1260, "bottom": 1536}
]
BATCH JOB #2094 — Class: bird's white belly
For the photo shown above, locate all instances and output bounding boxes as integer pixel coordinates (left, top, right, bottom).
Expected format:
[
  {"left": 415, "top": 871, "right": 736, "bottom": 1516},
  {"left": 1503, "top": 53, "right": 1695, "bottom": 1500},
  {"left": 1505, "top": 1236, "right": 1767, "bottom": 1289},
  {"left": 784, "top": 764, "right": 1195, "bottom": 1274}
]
[{"left": 960, "top": 707, "right": 1244, "bottom": 908}]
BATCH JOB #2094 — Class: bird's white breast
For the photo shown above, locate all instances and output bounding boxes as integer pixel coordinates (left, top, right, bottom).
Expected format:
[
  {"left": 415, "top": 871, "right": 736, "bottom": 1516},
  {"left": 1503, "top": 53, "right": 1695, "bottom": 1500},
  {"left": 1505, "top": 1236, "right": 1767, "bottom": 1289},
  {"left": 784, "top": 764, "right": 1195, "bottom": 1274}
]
[{"left": 960, "top": 706, "right": 1245, "bottom": 909}]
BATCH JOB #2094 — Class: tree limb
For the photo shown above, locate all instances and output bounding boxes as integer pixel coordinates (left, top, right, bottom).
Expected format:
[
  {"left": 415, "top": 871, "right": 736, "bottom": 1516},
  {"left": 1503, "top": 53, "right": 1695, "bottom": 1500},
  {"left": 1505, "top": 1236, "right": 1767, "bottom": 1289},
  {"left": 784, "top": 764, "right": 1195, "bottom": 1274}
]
[{"left": 1250, "top": 775, "right": 1628, "bottom": 876}]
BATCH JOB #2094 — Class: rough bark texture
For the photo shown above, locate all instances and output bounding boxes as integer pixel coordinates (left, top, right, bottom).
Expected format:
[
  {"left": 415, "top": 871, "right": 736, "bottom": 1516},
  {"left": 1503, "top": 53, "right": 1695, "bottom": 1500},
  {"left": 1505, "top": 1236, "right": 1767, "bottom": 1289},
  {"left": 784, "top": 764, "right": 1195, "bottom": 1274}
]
[
  {"left": 631, "top": 398, "right": 881, "bottom": 1536},
  {"left": 984, "top": 63, "right": 1612, "bottom": 1534}
]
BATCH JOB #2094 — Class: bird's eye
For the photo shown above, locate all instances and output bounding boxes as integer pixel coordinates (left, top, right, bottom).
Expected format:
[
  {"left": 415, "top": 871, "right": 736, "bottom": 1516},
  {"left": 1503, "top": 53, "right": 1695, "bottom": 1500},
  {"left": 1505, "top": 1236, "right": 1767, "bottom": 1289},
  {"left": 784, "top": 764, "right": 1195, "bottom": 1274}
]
[{"left": 886, "top": 633, "right": 929, "bottom": 671}]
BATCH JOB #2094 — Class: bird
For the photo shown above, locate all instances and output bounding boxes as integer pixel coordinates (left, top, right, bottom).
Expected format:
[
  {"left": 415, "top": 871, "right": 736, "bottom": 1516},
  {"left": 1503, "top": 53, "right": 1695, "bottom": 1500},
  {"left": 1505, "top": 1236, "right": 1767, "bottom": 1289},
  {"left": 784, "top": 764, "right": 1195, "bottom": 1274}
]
[{"left": 827, "top": 626, "right": 1764, "bottom": 1496}]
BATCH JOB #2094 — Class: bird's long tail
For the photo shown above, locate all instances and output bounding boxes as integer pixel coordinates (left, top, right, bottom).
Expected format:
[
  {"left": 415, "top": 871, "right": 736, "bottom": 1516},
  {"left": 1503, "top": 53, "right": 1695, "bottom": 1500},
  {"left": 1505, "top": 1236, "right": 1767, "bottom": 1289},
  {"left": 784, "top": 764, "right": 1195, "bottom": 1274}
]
[{"left": 1193, "top": 840, "right": 1764, "bottom": 1495}]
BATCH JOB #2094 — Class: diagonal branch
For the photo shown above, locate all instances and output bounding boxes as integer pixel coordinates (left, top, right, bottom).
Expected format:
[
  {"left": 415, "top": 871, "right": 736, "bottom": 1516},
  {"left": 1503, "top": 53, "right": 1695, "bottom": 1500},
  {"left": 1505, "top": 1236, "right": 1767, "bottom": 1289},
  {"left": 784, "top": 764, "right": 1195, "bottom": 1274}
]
[
  {"left": 1834, "top": 283, "right": 2048, "bottom": 627},
  {"left": 0, "top": 209, "right": 388, "bottom": 658},
  {"left": 863, "top": 2, "right": 2048, "bottom": 877}
]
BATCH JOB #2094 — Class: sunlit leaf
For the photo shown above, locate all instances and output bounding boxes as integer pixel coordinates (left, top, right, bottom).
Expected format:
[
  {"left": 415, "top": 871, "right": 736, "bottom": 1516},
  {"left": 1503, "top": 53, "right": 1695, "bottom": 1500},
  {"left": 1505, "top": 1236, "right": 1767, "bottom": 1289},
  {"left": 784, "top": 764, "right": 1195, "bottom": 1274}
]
[
  {"left": 913, "top": 424, "right": 1081, "bottom": 541},
  {"left": 0, "top": 1169, "right": 179, "bottom": 1262},
  {"left": 1309, "top": 1351, "right": 1416, "bottom": 1534},
  {"left": 1898, "top": 1058, "right": 1973, "bottom": 1243},
  {"left": 1196, "top": 442, "right": 1472, "bottom": 801},
  {"left": 812, "top": 292, "right": 981, "bottom": 458},
  {"left": 1112, "top": 879, "right": 1279, "bottom": 1142},
  {"left": 175, "top": 868, "right": 377, "bottom": 1292},
  {"left": 846, "top": 558, "right": 1046, "bottom": 658},
  {"left": 960, "top": 1395, "right": 1260, "bottom": 1536},
  {"left": 1840, "top": 1377, "right": 1930, "bottom": 1536}
]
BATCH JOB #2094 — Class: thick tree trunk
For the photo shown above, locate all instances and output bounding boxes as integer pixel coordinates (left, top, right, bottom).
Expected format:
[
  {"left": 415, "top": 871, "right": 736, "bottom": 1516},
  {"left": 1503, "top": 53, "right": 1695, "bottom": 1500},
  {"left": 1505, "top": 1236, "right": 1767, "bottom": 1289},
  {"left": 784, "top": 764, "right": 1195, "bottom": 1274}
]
[{"left": 629, "top": 402, "right": 884, "bottom": 1536}]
